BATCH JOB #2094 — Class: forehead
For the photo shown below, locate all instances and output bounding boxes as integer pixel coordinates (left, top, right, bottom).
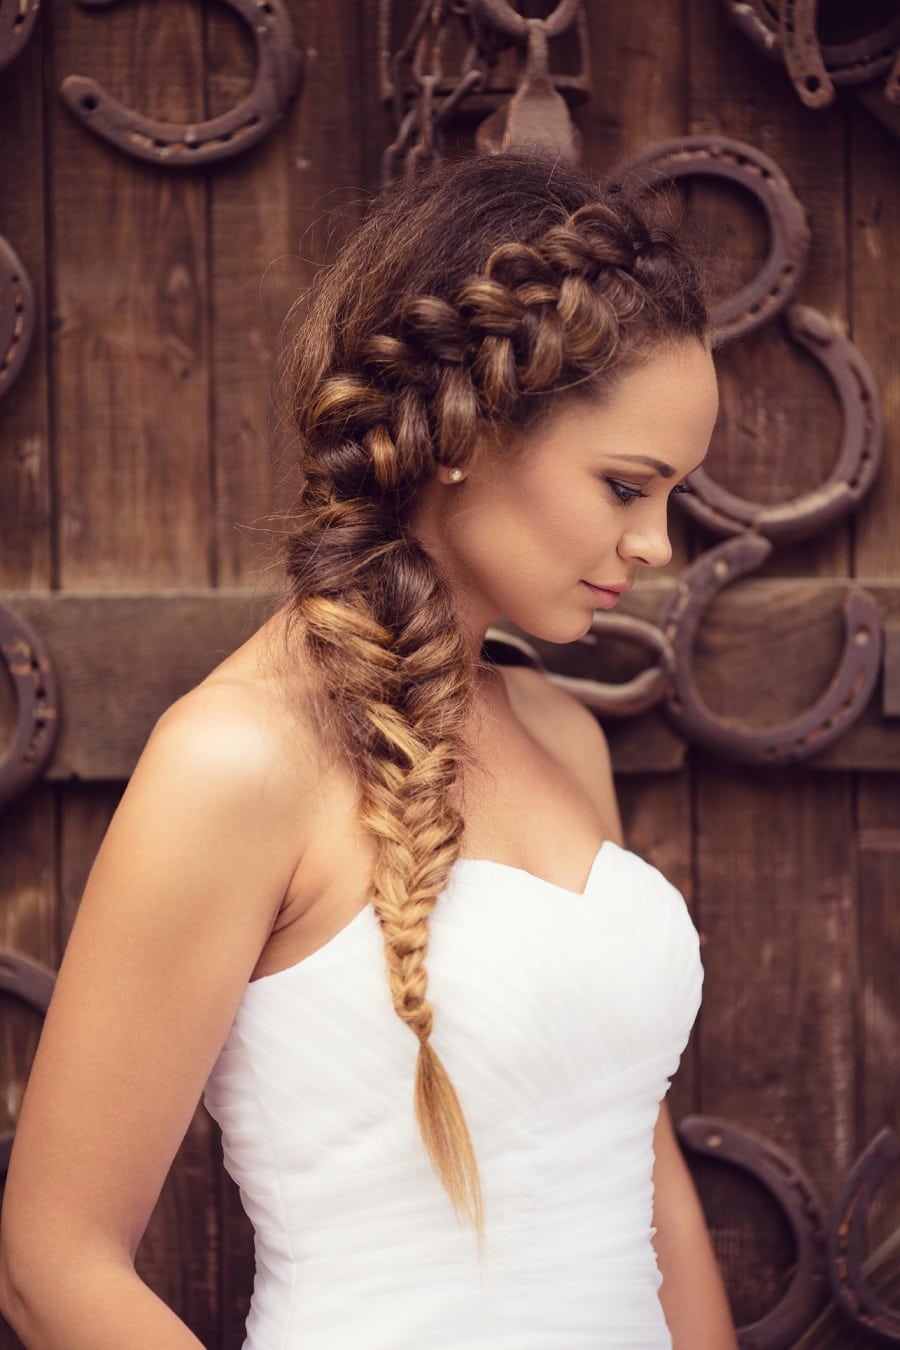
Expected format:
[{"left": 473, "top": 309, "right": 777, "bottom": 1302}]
[{"left": 520, "top": 340, "right": 719, "bottom": 464}]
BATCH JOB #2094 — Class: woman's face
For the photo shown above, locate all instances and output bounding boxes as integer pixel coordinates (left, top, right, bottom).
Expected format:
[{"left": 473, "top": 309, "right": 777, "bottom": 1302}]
[{"left": 410, "top": 339, "right": 720, "bottom": 647}]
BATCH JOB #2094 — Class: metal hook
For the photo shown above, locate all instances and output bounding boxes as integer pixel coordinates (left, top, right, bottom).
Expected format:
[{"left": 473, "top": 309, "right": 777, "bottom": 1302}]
[
  {"left": 658, "top": 533, "right": 883, "bottom": 765},
  {"left": 0, "top": 602, "right": 60, "bottom": 813},
  {"left": 677, "top": 1115, "right": 830, "bottom": 1349},
  {"left": 0, "top": 234, "right": 36, "bottom": 403},
  {"left": 680, "top": 305, "right": 884, "bottom": 545},
  {"left": 0, "top": 949, "right": 55, "bottom": 1175},
  {"left": 484, "top": 613, "right": 674, "bottom": 719},
  {"left": 59, "top": 0, "right": 303, "bottom": 168},
  {"left": 828, "top": 1128, "right": 900, "bottom": 1342}
]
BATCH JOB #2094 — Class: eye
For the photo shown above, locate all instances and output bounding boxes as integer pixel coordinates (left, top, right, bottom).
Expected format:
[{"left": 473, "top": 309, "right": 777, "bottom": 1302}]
[
  {"left": 604, "top": 478, "right": 648, "bottom": 505},
  {"left": 672, "top": 481, "right": 694, "bottom": 496}
]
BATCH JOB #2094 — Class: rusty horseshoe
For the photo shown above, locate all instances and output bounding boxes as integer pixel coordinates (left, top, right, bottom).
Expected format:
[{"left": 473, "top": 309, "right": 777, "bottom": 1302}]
[
  {"left": 0, "top": 949, "right": 56, "bottom": 1175},
  {"left": 721, "top": 0, "right": 900, "bottom": 94},
  {"left": 0, "top": 0, "right": 40, "bottom": 70},
  {"left": 679, "top": 305, "right": 884, "bottom": 545},
  {"left": 609, "top": 136, "right": 811, "bottom": 344},
  {"left": 0, "top": 602, "right": 59, "bottom": 812},
  {"left": 828, "top": 1127, "right": 900, "bottom": 1342},
  {"left": 780, "top": 0, "right": 835, "bottom": 110},
  {"left": 0, "top": 234, "right": 36, "bottom": 404},
  {"left": 658, "top": 533, "right": 883, "bottom": 765},
  {"left": 677, "top": 1115, "right": 830, "bottom": 1349},
  {"left": 59, "top": 0, "right": 303, "bottom": 168},
  {"left": 484, "top": 613, "right": 674, "bottom": 719}
]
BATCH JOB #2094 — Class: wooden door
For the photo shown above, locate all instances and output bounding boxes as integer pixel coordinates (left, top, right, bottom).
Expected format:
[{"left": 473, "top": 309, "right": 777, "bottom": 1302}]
[{"left": 1, "top": 3, "right": 898, "bottom": 1346}]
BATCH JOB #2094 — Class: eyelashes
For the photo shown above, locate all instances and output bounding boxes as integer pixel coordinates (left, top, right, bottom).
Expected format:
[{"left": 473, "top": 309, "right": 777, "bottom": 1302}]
[{"left": 604, "top": 477, "right": 695, "bottom": 506}]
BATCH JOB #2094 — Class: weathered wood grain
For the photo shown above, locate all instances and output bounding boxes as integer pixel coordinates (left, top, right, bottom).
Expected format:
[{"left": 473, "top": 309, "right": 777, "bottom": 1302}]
[
  {"left": 4, "top": 581, "right": 898, "bottom": 778},
  {"left": 46, "top": 2, "right": 219, "bottom": 1340},
  {"left": 0, "top": 14, "right": 54, "bottom": 1350},
  {"left": 685, "top": 0, "right": 859, "bottom": 1327},
  {"left": 850, "top": 104, "right": 900, "bottom": 580},
  {"left": 0, "top": 24, "right": 50, "bottom": 592},
  {"left": 51, "top": 0, "right": 211, "bottom": 591},
  {"left": 687, "top": 0, "right": 851, "bottom": 583}
]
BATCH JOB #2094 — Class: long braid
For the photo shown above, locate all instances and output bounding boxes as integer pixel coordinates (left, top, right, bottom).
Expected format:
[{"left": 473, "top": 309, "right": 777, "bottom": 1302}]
[{"left": 278, "top": 153, "right": 708, "bottom": 1233}]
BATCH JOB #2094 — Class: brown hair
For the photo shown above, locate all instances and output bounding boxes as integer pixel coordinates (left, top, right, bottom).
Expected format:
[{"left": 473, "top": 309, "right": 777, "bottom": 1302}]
[{"left": 276, "top": 152, "right": 707, "bottom": 1232}]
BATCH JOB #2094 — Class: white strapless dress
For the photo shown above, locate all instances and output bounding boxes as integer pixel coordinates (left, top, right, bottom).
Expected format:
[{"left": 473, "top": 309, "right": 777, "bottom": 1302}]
[{"left": 204, "top": 840, "right": 703, "bottom": 1349}]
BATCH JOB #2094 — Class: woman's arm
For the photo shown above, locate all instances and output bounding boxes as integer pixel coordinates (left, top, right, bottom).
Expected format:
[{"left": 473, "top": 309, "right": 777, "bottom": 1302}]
[
  {"left": 0, "top": 683, "right": 310, "bottom": 1349},
  {"left": 651, "top": 1100, "right": 737, "bottom": 1348}
]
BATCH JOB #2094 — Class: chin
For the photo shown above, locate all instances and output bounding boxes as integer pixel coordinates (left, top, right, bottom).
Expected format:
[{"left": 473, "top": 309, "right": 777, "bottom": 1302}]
[{"left": 515, "top": 609, "right": 595, "bottom": 647}]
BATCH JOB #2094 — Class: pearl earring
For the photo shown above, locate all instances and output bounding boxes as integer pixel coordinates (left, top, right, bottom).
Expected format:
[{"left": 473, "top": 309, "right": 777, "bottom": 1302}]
[{"left": 448, "top": 468, "right": 464, "bottom": 483}]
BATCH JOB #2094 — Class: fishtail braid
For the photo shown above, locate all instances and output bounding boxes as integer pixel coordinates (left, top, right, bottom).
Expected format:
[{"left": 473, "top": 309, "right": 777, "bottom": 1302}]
[{"left": 277, "top": 152, "right": 708, "bottom": 1235}]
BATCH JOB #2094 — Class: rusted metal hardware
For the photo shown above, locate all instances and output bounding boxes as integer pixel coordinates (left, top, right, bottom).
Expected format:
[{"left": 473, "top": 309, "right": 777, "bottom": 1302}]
[
  {"left": 721, "top": 0, "right": 900, "bottom": 107},
  {"left": 59, "top": 0, "right": 303, "bottom": 168},
  {"left": 0, "top": 602, "right": 59, "bottom": 812},
  {"left": 677, "top": 1115, "right": 830, "bottom": 1350},
  {"left": 484, "top": 613, "right": 674, "bottom": 718},
  {"left": 470, "top": 0, "right": 584, "bottom": 160},
  {"left": 381, "top": 0, "right": 589, "bottom": 181},
  {"left": 679, "top": 305, "right": 884, "bottom": 545},
  {"left": 658, "top": 533, "right": 883, "bottom": 765},
  {"left": 609, "top": 135, "right": 811, "bottom": 345},
  {"left": 0, "top": 0, "right": 40, "bottom": 69},
  {"left": 382, "top": 0, "right": 487, "bottom": 181},
  {"left": 0, "top": 233, "right": 36, "bottom": 403},
  {"left": 827, "top": 1128, "right": 900, "bottom": 1342},
  {"left": 0, "top": 949, "right": 55, "bottom": 1175},
  {"left": 780, "top": 0, "right": 834, "bottom": 110}
]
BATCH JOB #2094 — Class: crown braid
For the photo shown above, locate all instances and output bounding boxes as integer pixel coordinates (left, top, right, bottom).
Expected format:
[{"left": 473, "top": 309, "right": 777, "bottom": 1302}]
[{"left": 279, "top": 153, "right": 708, "bottom": 1232}]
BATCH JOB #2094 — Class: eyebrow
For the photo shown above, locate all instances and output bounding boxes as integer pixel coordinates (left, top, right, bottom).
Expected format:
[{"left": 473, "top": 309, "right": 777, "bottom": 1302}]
[{"left": 606, "top": 454, "right": 676, "bottom": 478}]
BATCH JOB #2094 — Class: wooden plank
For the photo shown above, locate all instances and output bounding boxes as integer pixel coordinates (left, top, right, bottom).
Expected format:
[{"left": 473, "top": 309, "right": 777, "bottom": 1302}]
[
  {"left": 857, "top": 834, "right": 900, "bottom": 1256},
  {"left": 686, "top": 0, "right": 857, "bottom": 1322},
  {"left": 3, "top": 580, "right": 900, "bottom": 776},
  {"left": 51, "top": 0, "right": 211, "bottom": 590},
  {"left": 0, "top": 23, "right": 51, "bottom": 590},
  {"left": 849, "top": 103, "right": 900, "bottom": 579},
  {"left": 0, "top": 18, "right": 54, "bottom": 1350},
  {"left": 694, "top": 766, "right": 857, "bottom": 1312},
  {"left": 48, "top": 1, "right": 219, "bottom": 1339},
  {"left": 686, "top": 0, "right": 850, "bottom": 583},
  {"left": 207, "top": 0, "right": 365, "bottom": 592}
]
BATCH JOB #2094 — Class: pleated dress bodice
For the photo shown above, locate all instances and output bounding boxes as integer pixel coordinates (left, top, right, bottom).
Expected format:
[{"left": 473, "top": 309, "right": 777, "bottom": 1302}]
[{"left": 203, "top": 840, "right": 703, "bottom": 1350}]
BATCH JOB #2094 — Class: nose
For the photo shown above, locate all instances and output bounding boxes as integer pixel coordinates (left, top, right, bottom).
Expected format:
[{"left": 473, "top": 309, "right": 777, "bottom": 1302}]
[{"left": 617, "top": 510, "right": 672, "bottom": 569}]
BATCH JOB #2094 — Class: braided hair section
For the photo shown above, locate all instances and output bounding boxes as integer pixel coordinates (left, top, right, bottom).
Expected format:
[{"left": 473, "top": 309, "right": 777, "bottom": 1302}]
[{"left": 279, "top": 153, "right": 708, "bottom": 1234}]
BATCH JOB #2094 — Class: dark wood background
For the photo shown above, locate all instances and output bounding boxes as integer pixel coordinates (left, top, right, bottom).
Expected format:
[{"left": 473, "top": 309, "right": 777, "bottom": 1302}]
[{"left": 1, "top": 2, "right": 898, "bottom": 1346}]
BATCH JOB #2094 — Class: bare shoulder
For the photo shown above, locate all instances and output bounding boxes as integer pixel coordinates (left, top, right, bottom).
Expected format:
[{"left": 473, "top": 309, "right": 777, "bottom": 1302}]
[
  {"left": 99, "top": 622, "right": 328, "bottom": 942},
  {"left": 144, "top": 610, "right": 324, "bottom": 826},
  {"left": 497, "top": 663, "right": 623, "bottom": 842}
]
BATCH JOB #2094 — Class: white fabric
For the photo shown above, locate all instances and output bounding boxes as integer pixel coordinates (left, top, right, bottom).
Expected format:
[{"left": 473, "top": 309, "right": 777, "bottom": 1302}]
[{"left": 204, "top": 840, "right": 703, "bottom": 1349}]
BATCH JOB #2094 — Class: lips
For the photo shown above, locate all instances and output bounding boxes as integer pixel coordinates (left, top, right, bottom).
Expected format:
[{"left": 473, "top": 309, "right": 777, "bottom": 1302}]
[{"left": 581, "top": 580, "right": 632, "bottom": 610}]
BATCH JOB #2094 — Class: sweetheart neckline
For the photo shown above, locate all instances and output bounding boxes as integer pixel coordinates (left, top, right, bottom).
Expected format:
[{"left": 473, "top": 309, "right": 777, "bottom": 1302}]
[
  {"left": 453, "top": 837, "right": 614, "bottom": 898},
  {"left": 247, "top": 841, "right": 624, "bottom": 987}
]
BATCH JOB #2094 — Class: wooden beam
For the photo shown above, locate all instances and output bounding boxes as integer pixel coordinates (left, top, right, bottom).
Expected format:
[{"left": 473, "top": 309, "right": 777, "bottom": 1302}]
[{"left": 1, "top": 582, "right": 898, "bottom": 778}]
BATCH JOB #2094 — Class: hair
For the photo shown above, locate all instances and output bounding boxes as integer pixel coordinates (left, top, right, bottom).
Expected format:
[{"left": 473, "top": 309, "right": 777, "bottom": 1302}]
[{"left": 275, "top": 152, "right": 708, "bottom": 1234}]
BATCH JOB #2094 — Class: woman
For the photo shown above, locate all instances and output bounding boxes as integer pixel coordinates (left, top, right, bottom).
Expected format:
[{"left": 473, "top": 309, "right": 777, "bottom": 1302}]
[{"left": 0, "top": 152, "right": 735, "bottom": 1348}]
